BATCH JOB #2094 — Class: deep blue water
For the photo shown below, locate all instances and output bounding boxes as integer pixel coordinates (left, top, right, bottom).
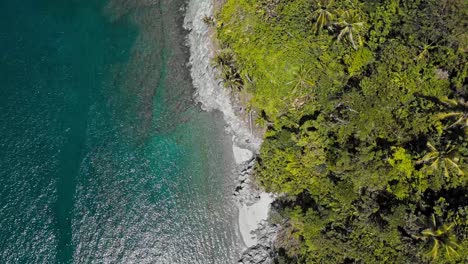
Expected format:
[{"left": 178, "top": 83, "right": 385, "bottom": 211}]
[{"left": 0, "top": 0, "right": 240, "bottom": 263}]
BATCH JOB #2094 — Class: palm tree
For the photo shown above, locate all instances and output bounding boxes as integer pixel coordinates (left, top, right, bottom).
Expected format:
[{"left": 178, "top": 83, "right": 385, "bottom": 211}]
[
  {"left": 437, "top": 111, "right": 468, "bottom": 129},
  {"left": 211, "top": 49, "right": 235, "bottom": 70},
  {"left": 202, "top": 15, "right": 215, "bottom": 27},
  {"left": 311, "top": 0, "right": 335, "bottom": 34},
  {"left": 334, "top": 10, "right": 365, "bottom": 50},
  {"left": 416, "top": 42, "right": 439, "bottom": 61},
  {"left": 212, "top": 49, "right": 244, "bottom": 90},
  {"left": 417, "top": 215, "right": 460, "bottom": 260},
  {"left": 417, "top": 142, "right": 464, "bottom": 177},
  {"left": 287, "top": 65, "right": 315, "bottom": 93},
  {"left": 220, "top": 66, "right": 243, "bottom": 90},
  {"left": 436, "top": 97, "right": 468, "bottom": 130}
]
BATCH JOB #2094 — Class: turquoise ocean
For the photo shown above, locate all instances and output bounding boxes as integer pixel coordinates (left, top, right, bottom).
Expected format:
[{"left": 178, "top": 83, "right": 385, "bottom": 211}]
[{"left": 0, "top": 0, "right": 240, "bottom": 263}]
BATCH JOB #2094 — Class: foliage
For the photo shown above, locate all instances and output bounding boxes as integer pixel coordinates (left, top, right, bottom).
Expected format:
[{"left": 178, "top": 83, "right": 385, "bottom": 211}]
[
  {"left": 417, "top": 215, "right": 461, "bottom": 261},
  {"left": 211, "top": 49, "right": 244, "bottom": 90},
  {"left": 310, "top": 0, "right": 335, "bottom": 34},
  {"left": 216, "top": 0, "right": 468, "bottom": 262}
]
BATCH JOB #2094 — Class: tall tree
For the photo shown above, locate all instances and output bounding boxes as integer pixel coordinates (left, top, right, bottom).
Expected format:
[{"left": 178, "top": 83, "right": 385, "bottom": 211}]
[
  {"left": 334, "top": 10, "right": 365, "bottom": 50},
  {"left": 311, "top": 0, "right": 335, "bottom": 34}
]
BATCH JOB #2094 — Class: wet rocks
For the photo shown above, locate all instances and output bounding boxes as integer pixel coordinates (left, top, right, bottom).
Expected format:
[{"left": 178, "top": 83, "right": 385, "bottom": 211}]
[
  {"left": 238, "top": 221, "right": 278, "bottom": 264},
  {"left": 184, "top": 0, "right": 278, "bottom": 261},
  {"left": 233, "top": 158, "right": 259, "bottom": 204},
  {"left": 233, "top": 155, "right": 278, "bottom": 264}
]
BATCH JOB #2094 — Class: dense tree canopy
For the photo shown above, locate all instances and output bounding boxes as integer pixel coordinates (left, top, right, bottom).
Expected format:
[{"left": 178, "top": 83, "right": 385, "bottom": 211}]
[{"left": 215, "top": 0, "right": 467, "bottom": 263}]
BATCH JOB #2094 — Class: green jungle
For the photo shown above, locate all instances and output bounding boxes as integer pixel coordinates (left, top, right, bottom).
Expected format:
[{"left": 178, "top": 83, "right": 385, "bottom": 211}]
[{"left": 211, "top": 0, "right": 467, "bottom": 263}]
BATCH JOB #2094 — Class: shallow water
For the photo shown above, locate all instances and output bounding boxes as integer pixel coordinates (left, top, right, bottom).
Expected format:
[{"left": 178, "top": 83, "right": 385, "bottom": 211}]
[{"left": 0, "top": 0, "right": 241, "bottom": 263}]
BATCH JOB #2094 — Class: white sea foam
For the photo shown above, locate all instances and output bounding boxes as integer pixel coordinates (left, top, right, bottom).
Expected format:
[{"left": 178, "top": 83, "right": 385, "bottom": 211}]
[
  {"left": 183, "top": 0, "right": 262, "bottom": 152},
  {"left": 184, "top": 0, "right": 276, "bottom": 253}
]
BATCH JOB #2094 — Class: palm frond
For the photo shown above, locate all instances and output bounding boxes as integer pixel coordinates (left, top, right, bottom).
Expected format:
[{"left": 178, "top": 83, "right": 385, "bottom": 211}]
[
  {"left": 417, "top": 152, "right": 439, "bottom": 164},
  {"left": 427, "top": 142, "right": 437, "bottom": 152},
  {"left": 443, "top": 161, "right": 450, "bottom": 177},
  {"left": 429, "top": 239, "right": 440, "bottom": 259},
  {"left": 437, "top": 112, "right": 462, "bottom": 120},
  {"left": 444, "top": 158, "right": 464, "bottom": 176}
]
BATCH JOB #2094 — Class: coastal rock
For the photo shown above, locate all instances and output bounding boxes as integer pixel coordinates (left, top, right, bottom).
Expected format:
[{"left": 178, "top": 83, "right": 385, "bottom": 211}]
[
  {"left": 234, "top": 157, "right": 278, "bottom": 264},
  {"left": 238, "top": 222, "right": 278, "bottom": 264},
  {"left": 238, "top": 193, "right": 273, "bottom": 247},
  {"left": 233, "top": 145, "right": 254, "bottom": 165},
  {"left": 184, "top": 0, "right": 278, "bottom": 262},
  {"left": 241, "top": 169, "right": 250, "bottom": 176},
  {"left": 239, "top": 174, "right": 248, "bottom": 182},
  {"left": 183, "top": 0, "right": 262, "bottom": 151}
]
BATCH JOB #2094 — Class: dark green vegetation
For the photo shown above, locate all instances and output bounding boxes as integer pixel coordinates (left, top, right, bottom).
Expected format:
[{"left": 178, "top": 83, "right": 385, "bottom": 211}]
[{"left": 214, "top": 0, "right": 467, "bottom": 263}]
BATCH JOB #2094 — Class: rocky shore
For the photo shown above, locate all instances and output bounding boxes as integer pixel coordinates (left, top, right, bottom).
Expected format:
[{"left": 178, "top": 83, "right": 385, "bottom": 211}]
[
  {"left": 183, "top": 0, "right": 279, "bottom": 263},
  {"left": 233, "top": 157, "right": 279, "bottom": 264}
]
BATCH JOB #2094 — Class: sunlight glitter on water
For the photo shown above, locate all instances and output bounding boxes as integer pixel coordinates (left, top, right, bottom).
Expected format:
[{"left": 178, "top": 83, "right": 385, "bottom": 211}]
[{"left": 0, "top": 0, "right": 242, "bottom": 263}]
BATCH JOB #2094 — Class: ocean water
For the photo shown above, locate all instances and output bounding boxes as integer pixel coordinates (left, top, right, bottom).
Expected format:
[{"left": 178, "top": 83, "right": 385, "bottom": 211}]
[{"left": 0, "top": 0, "right": 241, "bottom": 263}]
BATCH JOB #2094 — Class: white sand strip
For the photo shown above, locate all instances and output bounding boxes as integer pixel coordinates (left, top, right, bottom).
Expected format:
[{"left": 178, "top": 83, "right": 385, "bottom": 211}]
[
  {"left": 184, "top": 0, "right": 274, "bottom": 253},
  {"left": 238, "top": 192, "right": 274, "bottom": 247}
]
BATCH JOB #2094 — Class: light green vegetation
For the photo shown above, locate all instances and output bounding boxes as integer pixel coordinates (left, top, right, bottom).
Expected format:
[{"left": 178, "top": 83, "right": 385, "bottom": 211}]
[{"left": 214, "top": 0, "right": 468, "bottom": 263}]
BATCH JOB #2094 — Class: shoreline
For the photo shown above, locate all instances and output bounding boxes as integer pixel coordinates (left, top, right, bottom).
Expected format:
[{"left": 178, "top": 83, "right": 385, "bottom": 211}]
[{"left": 183, "top": 0, "right": 278, "bottom": 262}]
